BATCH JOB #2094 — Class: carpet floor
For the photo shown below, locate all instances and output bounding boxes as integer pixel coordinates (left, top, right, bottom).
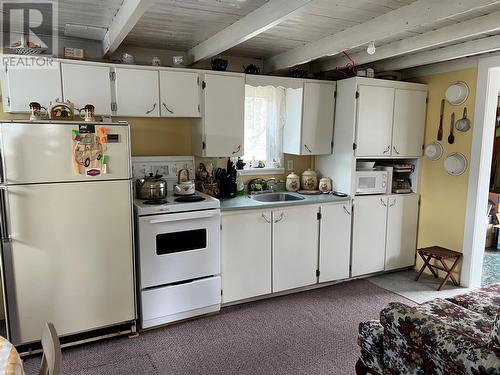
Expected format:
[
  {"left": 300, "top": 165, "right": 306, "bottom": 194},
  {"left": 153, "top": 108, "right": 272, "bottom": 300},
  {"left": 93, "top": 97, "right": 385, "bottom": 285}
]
[{"left": 22, "top": 280, "right": 412, "bottom": 375}]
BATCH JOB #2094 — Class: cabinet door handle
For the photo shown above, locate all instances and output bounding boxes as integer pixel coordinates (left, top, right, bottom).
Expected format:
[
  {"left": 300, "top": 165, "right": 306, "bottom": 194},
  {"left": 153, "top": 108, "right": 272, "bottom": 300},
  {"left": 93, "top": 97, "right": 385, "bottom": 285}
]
[
  {"left": 343, "top": 205, "right": 351, "bottom": 215},
  {"left": 383, "top": 145, "right": 390, "bottom": 154},
  {"left": 145, "top": 103, "right": 157, "bottom": 114},
  {"left": 274, "top": 212, "right": 284, "bottom": 223},
  {"left": 231, "top": 145, "right": 241, "bottom": 155},
  {"left": 162, "top": 102, "right": 174, "bottom": 114},
  {"left": 304, "top": 144, "right": 312, "bottom": 153},
  {"left": 393, "top": 146, "right": 400, "bottom": 155},
  {"left": 389, "top": 198, "right": 396, "bottom": 207},
  {"left": 261, "top": 214, "right": 271, "bottom": 223},
  {"left": 380, "top": 198, "right": 387, "bottom": 207}
]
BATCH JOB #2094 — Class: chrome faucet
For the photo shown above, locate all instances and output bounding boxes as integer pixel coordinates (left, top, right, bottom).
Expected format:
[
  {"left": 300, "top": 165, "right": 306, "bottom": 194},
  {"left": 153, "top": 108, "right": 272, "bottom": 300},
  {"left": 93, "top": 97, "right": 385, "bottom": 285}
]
[{"left": 265, "top": 178, "right": 277, "bottom": 191}]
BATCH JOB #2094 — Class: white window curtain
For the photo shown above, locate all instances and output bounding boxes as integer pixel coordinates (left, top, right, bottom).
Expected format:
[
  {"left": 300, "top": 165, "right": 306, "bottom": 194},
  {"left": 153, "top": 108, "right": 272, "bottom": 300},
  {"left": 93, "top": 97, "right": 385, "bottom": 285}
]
[{"left": 244, "top": 85, "right": 286, "bottom": 166}]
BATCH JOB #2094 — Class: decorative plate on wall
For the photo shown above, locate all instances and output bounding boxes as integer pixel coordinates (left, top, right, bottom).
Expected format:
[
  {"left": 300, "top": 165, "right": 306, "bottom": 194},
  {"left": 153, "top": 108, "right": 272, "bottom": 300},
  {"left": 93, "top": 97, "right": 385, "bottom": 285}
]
[
  {"left": 444, "top": 152, "right": 468, "bottom": 176},
  {"left": 445, "top": 81, "right": 469, "bottom": 105},
  {"left": 424, "top": 142, "right": 443, "bottom": 161}
]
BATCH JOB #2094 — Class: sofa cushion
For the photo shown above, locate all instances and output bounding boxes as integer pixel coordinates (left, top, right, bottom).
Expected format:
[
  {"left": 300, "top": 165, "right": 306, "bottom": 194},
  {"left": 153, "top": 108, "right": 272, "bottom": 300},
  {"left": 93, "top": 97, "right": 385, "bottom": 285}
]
[
  {"left": 492, "top": 315, "right": 500, "bottom": 356},
  {"left": 418, "top": 298, "right": 493, "bottom": 338},
  {"left": 380, "top": 302, "right": 500, "bottom": 374},
  {"left": 358, "top": 321, "right": 384, "bottom": 374},
  {"left": 447, "top": 283, "right": 500, "bottom": 318}
]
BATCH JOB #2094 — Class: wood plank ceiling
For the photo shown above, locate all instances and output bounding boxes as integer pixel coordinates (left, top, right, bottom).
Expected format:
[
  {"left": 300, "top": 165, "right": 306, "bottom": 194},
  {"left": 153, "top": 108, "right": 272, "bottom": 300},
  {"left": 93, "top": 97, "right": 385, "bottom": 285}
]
[
  {"left": 35, "top": 0, "right": 500, "bottom": 72},
  {"left": 123, "top": 0, "right": 268, "bottom": 50}
]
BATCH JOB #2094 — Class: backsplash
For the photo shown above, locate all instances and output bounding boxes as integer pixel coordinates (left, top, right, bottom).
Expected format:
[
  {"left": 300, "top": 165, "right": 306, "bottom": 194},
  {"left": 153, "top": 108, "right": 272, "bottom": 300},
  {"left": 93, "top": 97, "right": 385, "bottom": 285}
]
[{"left": 195, "top": 154, "right": 313, "bottom": 184}]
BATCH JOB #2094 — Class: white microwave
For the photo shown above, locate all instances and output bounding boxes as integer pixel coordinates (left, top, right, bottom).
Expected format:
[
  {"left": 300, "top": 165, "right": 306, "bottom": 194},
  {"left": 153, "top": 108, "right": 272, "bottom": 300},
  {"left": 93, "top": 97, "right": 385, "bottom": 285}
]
[{"left": 355, "top": 170, "right": 389, "bottom": 195}]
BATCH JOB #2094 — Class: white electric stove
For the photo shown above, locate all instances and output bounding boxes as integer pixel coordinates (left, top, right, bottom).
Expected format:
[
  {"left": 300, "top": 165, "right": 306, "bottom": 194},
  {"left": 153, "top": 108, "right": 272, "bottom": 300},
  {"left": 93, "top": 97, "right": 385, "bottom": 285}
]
[{"left": 132, "top": 156, "right": 221, "bottom": 329}]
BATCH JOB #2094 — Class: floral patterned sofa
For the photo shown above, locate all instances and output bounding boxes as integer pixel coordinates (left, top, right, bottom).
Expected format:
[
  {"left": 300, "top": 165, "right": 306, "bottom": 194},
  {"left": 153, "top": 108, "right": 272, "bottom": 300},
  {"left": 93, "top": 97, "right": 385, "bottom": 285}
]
[{"left": 356, "top": 283, "right": 500, "bottom": 375}]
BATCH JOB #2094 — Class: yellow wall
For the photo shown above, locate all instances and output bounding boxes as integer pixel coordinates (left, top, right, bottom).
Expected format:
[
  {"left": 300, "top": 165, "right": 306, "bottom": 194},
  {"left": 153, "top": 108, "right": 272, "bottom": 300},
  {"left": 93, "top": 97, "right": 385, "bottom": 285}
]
[{"left": 413, "top": 68, "right": 477, "bottom": 279}]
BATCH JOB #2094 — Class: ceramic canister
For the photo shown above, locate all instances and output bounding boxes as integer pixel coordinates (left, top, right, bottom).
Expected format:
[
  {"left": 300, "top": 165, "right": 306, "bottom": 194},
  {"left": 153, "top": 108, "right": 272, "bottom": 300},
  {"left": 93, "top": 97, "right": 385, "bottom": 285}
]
[
  {"left": 318, "top": 177, "right": 332, "bottom": 192},
  {"left": 301, "top": 169, "right": 318, "bottom": 190},
  {"left": 286, "top": 172, "right": 300, "bottom": 192}
]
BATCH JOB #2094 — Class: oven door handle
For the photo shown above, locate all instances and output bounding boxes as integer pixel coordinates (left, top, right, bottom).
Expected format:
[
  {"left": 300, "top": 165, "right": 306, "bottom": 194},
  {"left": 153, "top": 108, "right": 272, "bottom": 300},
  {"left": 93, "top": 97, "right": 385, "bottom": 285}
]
[{"left": 149, "top": 210, "right": 219, "bottom": 224}]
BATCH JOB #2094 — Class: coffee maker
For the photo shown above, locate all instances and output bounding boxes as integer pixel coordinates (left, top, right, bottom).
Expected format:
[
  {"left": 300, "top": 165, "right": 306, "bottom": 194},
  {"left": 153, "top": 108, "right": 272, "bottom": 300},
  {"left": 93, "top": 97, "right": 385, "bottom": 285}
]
[{"left": 392, "top": 164, "right": 414, "bottom": 194}]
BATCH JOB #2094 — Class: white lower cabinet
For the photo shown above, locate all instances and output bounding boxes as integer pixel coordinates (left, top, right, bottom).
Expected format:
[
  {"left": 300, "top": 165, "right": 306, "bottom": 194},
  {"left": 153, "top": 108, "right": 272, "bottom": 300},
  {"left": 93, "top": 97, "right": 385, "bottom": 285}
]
[
  {"left": 352, "top": 196, "right": 388, "bottom": 277},
  {"left": 319, "top": 203, "right": 352, "bottom": 282},
  {"left": 221, "top": 202, "right": 353, "bottom": 304},
  {"left": 273, "top": 205, "right": 319, "bottom": 292},
  {"left": 385, "top": 195, "right": 419, "bottom": 270},
  {"left": 221, "top": 210, "right": 272, "bottom": 303},
  {"left": 352, "top": 194, "right": 419, "bottom": 277}
]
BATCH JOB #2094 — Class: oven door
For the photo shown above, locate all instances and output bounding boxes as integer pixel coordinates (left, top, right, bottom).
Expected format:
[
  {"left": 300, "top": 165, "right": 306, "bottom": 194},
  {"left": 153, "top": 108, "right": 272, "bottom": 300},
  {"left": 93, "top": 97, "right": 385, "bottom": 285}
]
[{"left": 138, "top": 209, "right": 221, "bottom": 288}]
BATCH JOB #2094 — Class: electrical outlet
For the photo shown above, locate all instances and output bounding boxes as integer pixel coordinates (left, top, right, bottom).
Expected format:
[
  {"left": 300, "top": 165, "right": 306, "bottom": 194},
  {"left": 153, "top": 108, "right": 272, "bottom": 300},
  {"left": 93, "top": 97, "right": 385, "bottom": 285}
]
[{"left": 287, "top": 160, "right": 294, "bottom": 171}]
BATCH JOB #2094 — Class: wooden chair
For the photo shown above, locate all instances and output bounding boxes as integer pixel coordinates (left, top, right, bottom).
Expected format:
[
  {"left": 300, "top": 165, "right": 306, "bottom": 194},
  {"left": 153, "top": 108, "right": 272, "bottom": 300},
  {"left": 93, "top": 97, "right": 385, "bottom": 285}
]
[{"left": 39, "top": 323, "right": 61, "bottom": 375}]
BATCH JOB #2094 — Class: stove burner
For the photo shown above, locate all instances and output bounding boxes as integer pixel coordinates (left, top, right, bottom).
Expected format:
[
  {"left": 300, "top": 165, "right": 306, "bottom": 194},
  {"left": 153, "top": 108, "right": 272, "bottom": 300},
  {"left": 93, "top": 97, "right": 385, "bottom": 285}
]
[
  {"left": 142, "top": 199, "right": 168, "bottom": 205},
  {"left": 174, "top": 195, "right": 206, "bottom": 203}
]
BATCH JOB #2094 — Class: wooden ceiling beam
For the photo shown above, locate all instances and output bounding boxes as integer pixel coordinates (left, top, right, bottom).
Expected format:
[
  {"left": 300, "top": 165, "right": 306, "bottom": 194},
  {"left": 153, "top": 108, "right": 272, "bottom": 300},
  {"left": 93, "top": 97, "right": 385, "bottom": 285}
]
[
  {"left": 319, "top": 10, "right": 500, "bottom": 72},
  {"left": 371, "top": 34, "right": 500, "bottom": 71},
  {"left": 102, "top": 0, "right": 153, "bottom": 56},
  {"left": 263, "top": 0, "right": 500, "bottom": 73},
  {"left": 185, "top": 0, "right": 312, "bottom": 65}
]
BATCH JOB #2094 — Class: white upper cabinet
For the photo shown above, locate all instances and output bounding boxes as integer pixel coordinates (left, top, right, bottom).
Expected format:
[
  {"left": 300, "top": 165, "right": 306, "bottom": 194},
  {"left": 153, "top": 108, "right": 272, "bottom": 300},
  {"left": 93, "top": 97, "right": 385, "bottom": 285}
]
[
  {"left": 159, "top": 70, "right": 200, "bottom": 118},
  {"left": 283, "top": 81, "right": 336, "bottom": 155},
  {"left": 272, "top": 205, "right": 318, "bottom": 292},
  {"left": 351, "top": 196, "right": 388, "bottom": 277},
  {"left": 385, "top": 194, "right": 419, "bottom": 271},
  {"left": 319, "top": 202, "right": 351, "bottom": 282},
  {"left": 392, "top": 89, "right": 427, "bottom": 157},
  {"left": 114, "top": 68, "right": 159, "bottom": 117},
  {"left": 193, "top": 73, "right": 244, "bottom": 157},
  {"left": 61, "top": 63, "right": 112, "bottom": 116},
  {"left": 355, "top": 85, "right": 394, "bottom": 157},
  {"left": 3, "top": 62, "right": 62, "bottom": 112},
  {"left": 301, "top": 82, "right": 336, "bottom": 155}
]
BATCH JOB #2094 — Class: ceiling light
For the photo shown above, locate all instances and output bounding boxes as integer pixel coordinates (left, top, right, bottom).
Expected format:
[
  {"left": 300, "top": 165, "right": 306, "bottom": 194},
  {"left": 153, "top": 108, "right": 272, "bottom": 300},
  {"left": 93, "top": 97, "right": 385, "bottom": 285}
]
[{"left": 367, "top": 41, "right": 376, "bottom": 55}]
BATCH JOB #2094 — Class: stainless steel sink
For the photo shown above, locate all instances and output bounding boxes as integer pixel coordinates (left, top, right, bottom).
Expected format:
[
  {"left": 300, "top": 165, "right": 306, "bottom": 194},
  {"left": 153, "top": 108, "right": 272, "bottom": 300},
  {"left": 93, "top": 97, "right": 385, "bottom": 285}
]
[{"left": 250, "top": 193, "right": 305, "bottom": 202}]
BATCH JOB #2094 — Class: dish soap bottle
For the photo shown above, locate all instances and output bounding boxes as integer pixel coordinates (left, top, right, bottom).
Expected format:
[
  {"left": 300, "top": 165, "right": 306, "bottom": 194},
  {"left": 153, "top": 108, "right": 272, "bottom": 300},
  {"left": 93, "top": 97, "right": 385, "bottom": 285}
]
[{"left": 236, "top": 172, "right": 245, "bottom": 196}]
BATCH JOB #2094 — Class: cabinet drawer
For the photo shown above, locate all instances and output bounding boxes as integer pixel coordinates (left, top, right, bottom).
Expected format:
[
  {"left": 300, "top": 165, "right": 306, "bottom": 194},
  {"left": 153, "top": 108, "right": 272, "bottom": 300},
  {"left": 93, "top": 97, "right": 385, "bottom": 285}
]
[{"left": 141, "top": 276, "right": 221, "bottom": 328}]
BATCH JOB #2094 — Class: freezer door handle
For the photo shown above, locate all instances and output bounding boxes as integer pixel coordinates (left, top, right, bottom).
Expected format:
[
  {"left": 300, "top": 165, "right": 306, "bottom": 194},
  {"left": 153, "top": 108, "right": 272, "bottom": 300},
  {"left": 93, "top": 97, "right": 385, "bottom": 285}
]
[
  {"left": 148, "top": 210, "right": 219, "bottom": 224},
  {"left": 0, "top": 187, "right": 11, "bottom": 241}
]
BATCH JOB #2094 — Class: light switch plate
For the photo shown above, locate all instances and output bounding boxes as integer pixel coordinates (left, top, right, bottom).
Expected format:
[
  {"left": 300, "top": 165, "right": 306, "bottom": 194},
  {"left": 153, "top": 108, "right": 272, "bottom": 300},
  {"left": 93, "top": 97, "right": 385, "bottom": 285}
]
[{"left": 287, "top": 160, "right": 294, "bottom": 171}]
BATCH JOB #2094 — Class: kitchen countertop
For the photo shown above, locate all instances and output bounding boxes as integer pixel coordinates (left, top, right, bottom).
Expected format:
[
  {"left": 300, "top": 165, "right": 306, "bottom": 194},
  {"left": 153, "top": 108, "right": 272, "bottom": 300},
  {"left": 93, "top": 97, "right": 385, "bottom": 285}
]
[{"left": 220, "top": 192, "right": 351, "bottom": 211}]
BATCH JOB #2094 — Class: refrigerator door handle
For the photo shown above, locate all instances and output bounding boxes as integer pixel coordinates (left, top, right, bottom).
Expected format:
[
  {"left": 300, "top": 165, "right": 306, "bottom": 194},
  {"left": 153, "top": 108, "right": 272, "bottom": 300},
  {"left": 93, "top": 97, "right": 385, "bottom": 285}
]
[
  {"left": 0, "top": 187, "right": 11, "bottom": 242},
  {"left": 0, "top": 148, "right": 4, "bottom": 184}
]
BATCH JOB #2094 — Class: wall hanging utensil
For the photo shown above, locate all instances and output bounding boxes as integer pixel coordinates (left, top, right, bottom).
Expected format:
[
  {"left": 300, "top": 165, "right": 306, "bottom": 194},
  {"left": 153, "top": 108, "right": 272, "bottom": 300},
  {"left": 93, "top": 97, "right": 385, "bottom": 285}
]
[
  {"left": 455, "top": 107, "right": 471, "bottom": 132},
  {"left": 448, "top": 112, "right": 455, "bottom": 144},
  {"left": 437, "top": 99, "right": 445, "bottom": 141}
]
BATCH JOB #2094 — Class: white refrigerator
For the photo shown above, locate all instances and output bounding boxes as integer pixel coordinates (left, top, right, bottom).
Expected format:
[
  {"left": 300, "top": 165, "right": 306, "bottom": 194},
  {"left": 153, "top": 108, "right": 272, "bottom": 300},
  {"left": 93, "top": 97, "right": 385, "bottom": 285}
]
[{"left": 0, "top": 121, "right": 136, "bottom": 345}]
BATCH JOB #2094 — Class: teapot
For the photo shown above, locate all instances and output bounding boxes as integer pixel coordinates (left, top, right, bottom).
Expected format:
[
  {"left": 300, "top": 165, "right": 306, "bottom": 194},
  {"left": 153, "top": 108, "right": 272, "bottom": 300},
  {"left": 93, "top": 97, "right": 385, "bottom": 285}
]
[
  {"left": 136, "top": 173, "right": 167, "bottom": 200},
  {"left": 243, "top": 64, "right": 260, "bottom": 74}
]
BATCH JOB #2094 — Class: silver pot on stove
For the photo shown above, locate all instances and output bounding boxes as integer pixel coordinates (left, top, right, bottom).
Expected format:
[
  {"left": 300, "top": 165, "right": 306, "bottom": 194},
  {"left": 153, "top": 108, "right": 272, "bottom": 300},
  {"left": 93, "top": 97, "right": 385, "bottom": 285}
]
[{"left": 136, "top": 173, "right": 167, "bottom": 200}]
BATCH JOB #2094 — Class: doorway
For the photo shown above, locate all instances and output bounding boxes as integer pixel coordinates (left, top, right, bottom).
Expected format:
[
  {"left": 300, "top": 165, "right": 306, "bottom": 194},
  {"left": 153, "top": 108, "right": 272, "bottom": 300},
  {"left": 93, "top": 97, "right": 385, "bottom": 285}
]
[
  {"left": 484, "top": 94, "right": 500, "bottom": 286},
  {"left": 462, "top": 57, "right": 500, "bottom": 287}
]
